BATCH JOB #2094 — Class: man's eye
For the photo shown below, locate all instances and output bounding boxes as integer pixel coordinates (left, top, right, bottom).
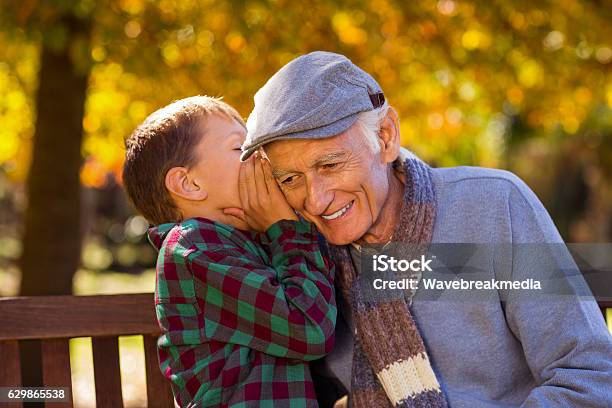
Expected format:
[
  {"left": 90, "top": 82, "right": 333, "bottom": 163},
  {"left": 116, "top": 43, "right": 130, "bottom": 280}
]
[
  {"left": 233, "top": 147, "right": 242, "bottom": 151},
  {"left": 323, "top": 162, "right": 339, "bottom": 169},
  {"left": 281, "top": 175, "right": 297, "bottom": 185}
]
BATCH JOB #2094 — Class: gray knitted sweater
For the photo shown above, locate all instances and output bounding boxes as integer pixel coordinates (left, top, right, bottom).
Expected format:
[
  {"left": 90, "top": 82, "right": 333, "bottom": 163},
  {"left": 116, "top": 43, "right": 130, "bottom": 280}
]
[{"left": 315, "top": 165, "right": 612, "bottom": 407}]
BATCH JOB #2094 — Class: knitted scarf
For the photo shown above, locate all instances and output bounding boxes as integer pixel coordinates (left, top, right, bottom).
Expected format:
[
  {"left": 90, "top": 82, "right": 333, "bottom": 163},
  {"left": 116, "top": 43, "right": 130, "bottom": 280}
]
[{"left": 328, "top": 153, "right": 448, "bottom": 408}]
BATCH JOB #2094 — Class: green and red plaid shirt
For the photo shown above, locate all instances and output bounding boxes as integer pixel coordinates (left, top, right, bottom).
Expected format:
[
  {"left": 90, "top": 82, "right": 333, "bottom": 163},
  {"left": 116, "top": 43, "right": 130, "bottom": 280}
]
[{"left": 148, "top": 217, "right": 336, "bottom": 407}]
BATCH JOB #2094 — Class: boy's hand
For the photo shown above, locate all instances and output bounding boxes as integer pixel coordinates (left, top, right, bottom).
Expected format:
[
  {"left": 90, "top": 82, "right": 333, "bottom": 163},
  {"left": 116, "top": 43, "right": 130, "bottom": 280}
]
[{"left": 224, "top": 152, "right": 298, "bottom": 232}]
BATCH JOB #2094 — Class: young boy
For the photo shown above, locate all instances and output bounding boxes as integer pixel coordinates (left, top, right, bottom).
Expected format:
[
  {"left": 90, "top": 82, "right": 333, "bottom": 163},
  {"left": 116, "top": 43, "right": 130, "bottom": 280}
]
[{"left": 122, "top": 96, "right": 336, "bottom": 407}]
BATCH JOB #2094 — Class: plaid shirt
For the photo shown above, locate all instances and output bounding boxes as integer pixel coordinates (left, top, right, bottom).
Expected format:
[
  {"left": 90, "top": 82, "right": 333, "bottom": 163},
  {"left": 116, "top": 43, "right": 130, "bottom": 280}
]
[{"left": 148, "top": 217, "right": 336, "bottom": 407}]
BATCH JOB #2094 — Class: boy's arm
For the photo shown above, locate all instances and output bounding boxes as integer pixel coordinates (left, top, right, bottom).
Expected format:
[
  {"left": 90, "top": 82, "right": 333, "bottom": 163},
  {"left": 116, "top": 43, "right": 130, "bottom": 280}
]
[{"left": 162, "top": 218, "right": 336, "bottom": 361}]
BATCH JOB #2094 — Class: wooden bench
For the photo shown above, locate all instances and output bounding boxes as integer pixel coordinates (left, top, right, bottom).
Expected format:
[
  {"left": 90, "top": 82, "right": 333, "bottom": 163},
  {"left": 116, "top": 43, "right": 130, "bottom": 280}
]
[
  {"left": 0, "top": 293, "right": 174, "bottom": 408},
  {"left": 0, "top": 294, "right": 610, "bottom": 408}
]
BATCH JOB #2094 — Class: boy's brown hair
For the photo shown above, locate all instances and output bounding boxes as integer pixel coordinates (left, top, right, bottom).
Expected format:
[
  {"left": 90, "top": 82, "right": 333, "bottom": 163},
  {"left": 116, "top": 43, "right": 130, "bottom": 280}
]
[{"left": 123, "top": 96, "right": 245, "bottom": 225}]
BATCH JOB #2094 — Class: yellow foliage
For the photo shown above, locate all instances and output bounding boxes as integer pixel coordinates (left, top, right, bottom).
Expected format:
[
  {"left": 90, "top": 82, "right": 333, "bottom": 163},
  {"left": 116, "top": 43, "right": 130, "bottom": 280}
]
[
  {"left": 461, "top": 29, "right": 491, "bottom": 50},
  {"left": 332, "top": 12, "right": 367, "bottom": 46},
  {"left": 225, "top": 31, "right": 246, "bottom": 53},
  {"left": 518, "top": 60, "right": 544, "bottom": 88},
  {"left": 0, "top": 132, "right": 19, "bottom": 163},
  {"left": 119, "top": 0, "right": 145, "bottom": 16},
  {"left": 0, "top": 0, "right": 610, "bottom": 189}
]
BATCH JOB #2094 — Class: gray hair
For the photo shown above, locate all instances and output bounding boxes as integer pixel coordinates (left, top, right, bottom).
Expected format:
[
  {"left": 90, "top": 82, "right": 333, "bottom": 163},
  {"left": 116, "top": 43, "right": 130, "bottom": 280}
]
[{"left": 352, "top": 101, "right": 389, "bottom": 153}]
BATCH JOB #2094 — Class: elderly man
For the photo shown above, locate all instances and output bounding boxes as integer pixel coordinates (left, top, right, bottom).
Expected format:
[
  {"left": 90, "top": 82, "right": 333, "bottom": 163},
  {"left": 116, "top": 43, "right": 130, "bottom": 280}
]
[{"left": 239, "top": 52, "right": 612, "bottom": 407}]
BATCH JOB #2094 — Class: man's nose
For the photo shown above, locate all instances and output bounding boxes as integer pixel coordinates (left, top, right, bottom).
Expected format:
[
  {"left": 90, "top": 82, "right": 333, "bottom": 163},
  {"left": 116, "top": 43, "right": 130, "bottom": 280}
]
[{"left": 303, "top": 174, "right": 333, "bottom": 216}]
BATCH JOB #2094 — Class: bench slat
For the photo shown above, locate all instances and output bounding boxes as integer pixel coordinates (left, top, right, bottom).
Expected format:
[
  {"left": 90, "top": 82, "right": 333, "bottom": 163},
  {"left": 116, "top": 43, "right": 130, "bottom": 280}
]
[
  {"left": 0, "top": 340, "right": 22, "bottom": 408},
  {"left": 41, "top": 338, "right": 73, "bottom": 408},
  {"left": 143, "top": 334, "right": 175, "bottom": 407},
  {"left": 0, "top": 293, "right": 158, "bottom": 340},
  {"left": 92, "top": 336, "right": 124, "bottom": 408}
]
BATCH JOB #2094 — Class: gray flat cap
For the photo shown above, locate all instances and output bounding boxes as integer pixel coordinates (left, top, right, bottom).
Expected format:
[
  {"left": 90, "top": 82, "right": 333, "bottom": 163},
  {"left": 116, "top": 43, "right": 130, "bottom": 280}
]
[{"left": 241, "top": 51, "right": 385, "bottom": 161}]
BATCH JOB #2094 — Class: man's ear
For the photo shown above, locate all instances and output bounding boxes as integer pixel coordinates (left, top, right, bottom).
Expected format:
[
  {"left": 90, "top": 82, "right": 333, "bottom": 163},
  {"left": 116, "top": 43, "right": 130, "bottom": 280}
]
[
  {"left": 378, "top": 107, "right": 401, "bottom": 164},
  {"left": 165, "top": 167, "right": 208, "bottom": 202}
]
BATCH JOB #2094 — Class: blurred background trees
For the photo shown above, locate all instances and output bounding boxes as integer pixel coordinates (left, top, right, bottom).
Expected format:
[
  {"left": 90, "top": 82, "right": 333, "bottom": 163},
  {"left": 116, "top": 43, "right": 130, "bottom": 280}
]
[
  {"left": 0, "top": 0, "right": 610, "bottom": 297},
  {"left": 0, "top": 0, "right": 610, "bottom": 404},
  {"left": 2, "top": 2, "right": 92, "bottom": 298}
]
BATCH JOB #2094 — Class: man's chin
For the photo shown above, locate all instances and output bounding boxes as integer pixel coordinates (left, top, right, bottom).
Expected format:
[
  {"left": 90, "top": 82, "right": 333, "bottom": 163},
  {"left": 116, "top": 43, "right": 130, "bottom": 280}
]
[{"left": 326, "top": 237, "right": 353, "bottom": 246}]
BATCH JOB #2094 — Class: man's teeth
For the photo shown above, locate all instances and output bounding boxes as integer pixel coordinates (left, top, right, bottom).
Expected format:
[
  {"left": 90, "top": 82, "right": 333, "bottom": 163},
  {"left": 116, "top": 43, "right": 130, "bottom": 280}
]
[{"left": 322, "top": 202, "right": 352, "bottom": 220}]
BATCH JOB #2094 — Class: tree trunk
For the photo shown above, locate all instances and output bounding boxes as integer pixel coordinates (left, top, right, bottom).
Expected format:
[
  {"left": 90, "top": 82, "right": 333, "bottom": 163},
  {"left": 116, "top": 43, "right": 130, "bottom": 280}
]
[
  {"left": 20, "top": 15, "right": 91, "bottom": 297},
  {"left": 18, "top": 14, "right": 91, "bottom": 393}
]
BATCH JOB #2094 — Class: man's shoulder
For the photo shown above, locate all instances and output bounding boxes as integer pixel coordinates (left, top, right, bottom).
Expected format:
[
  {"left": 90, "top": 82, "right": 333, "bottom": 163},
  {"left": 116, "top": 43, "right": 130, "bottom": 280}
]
[
  {"left": 429, "top": 166, "right": 558, "bottom": 242},
  {"left": 432, "top": 166, "right": 535, "bottom": 203},
  {"left": 433, "top": 165, "right": 521, "bottom": 186}
]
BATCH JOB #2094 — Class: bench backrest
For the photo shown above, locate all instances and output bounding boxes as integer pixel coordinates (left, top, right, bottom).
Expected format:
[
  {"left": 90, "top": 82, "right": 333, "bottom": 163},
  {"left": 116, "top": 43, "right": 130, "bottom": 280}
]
[
  {"left": 0, "top": 293, "right": 610, "bottom": 408},
  {"left": 0, "top": 293, "right": 174, "bottom": 408}
]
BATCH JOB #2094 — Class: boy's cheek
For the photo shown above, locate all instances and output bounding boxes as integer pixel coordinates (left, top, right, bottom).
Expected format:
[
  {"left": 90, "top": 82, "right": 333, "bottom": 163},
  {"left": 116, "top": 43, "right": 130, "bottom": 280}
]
[{"left": 203, "top": 171, "right": 241, "bottom": 209}]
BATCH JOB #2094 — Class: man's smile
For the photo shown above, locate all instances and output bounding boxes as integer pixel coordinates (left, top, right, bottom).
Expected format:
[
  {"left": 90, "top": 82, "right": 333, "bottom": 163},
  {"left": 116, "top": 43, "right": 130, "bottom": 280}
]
[{"left": 321, "top": 200, "right": 355, "bottom": 221}]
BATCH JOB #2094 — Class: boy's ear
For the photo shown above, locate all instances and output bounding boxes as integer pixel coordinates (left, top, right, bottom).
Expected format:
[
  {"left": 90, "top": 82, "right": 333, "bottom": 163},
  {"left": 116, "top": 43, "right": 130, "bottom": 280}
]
[
  {"left": 165, "top": 167, "right": 208, "bottom": 202},
  {"left": 377, "top": 107, "right": 401, "bottom": 164}
]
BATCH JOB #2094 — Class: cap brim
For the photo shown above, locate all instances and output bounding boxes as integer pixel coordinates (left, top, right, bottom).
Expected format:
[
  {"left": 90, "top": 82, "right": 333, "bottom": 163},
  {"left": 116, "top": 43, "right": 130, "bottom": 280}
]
[{"left": 240, "top": 113, "right": 360, "bottom": 162}]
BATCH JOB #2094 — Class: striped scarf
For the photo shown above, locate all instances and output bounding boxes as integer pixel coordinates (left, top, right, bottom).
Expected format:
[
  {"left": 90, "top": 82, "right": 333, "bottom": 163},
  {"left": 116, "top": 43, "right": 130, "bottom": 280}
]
[{"left": 329, "top": 153, "right": 448, "bottom": 408}]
